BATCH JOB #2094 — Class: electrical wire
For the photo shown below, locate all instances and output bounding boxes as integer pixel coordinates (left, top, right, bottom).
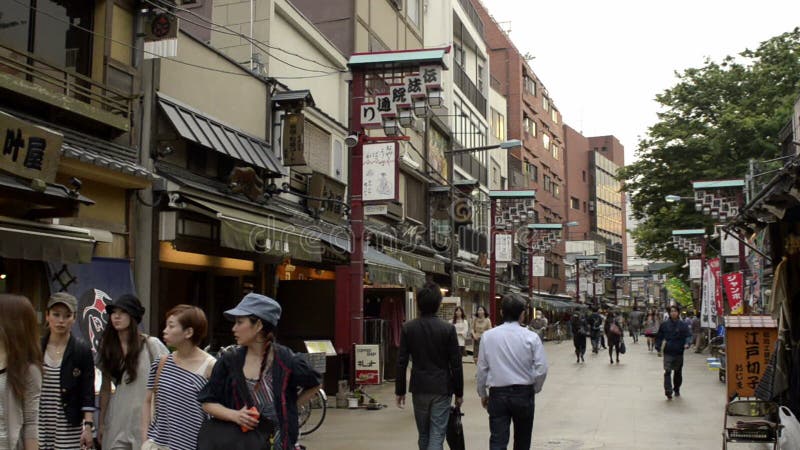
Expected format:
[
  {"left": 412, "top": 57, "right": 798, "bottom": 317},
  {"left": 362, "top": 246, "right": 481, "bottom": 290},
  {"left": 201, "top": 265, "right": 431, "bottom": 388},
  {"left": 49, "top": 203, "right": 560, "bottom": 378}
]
[
  {"left": 9, "top": 0, "right": 341, "bottom": 79},
  {"left": 145, "top": 0, "right": 346, "bottom": 74}
]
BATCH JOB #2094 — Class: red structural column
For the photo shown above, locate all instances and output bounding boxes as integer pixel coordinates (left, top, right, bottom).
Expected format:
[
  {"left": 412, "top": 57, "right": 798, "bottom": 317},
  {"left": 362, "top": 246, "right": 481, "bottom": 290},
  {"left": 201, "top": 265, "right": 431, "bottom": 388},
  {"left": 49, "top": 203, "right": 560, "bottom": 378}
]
[{"left": 347, "top": 70, "right": 365, "bottom": 351}]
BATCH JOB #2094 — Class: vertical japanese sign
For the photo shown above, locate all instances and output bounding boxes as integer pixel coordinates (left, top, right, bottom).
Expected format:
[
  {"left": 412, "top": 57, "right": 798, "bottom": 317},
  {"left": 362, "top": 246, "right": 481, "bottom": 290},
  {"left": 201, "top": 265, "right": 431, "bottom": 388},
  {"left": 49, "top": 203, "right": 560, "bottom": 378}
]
[
  {"left": 723, "top": 271, "right": 744, "bottom": 315},
  {"left": 354, "top": 344, "right": 380, "bottom": 385},
  {"left": 721, "top": 229, "right": 740, "bottom": 257},
  {"left": 689, "top": 259, "right": 701, "bottom": 279},
  {"left": 701, "top": 263, "right": 717, "bottom": 328},
  {"left": 531, "top": 256, "right": 545, "bottom": 277},
  {"left": 362, "top": 142, "right": 397, "bottom": 202},
  {"left": 708, "top": 258, "right": 724, "bottom": 316},
  {"left": 0, "top": 111, "right": 62, "bottom": 183},
  {"left": 495, "top": 234, "right": 512, "bottom": 262},
  {"left": 727, "top": 325, "right": 776, "bottom": 399},
  {"left": 360, "top": 103, "right": 382, "bottom": 129},
  {"left": 282, "top": 113, "right": 306, "bottom": 166}
]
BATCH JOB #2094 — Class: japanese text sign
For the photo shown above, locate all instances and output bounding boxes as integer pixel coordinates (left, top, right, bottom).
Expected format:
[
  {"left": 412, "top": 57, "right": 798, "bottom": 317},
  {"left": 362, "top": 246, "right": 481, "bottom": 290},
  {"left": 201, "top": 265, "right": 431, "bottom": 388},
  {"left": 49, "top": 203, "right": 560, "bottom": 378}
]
[
  {"left": 360, "top": 103, "right": 382, "bottom": 129},
  {"left": 308, "top": 171, "right": 347, "bottom": 223},
  {"left": 0, "top": 111, "right": 62, "bottom": 184},
  {"left": 495, "top": 234, "right": 512, "bottom": 262},
  {"left": 709, "top": 258, "right": 724, "bottom": 316},
  {"left": 354, "top": 344, "right": 380, "bottom": 385},
  {"left": 362, "top": 142, "right": 397, "bottom": 202},
  {"left": 419, "top": 65, "right": 442, "bottom": 88},
  {"left": 689, "top": 259, "right": 701, "bottom": 279},
  {"left": 724, "top": 271, "right": 745, "bottom": 315},
  {"left": 282, "top": 113, "right": 306, "bottom": 166},
  {"left": 404, "top": 75, "right": 425, "bottom": 99},
  {"left": 374, "top": 94, "right": 396, "bottom": 117},
  {"left": 532, "top": 256, "right": 545, "bottom": 277},
  {"left": 726, "top": 320, "right": 776, "bottom": 399},
  {"left": 390, "top": 84, "right": 411, "bottom": 107}
]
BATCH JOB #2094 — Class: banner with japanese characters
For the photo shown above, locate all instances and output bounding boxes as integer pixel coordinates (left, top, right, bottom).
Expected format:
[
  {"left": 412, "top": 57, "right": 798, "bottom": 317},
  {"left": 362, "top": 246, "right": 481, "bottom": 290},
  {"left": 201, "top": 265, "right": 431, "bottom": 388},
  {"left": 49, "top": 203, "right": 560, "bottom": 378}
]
[
  {"left": 495, "top": 234, "right": 513, "bottom": 262},
  {"left": 689, "top": 258, "right": 701, "bottom": 279},
  {"left": 708, "top": 258, "right": 724, "bottom": 317},
  {"left": 701, "top": 263, "right": 717, "bottom": 328},
  {"left": 723, "top": 271, "right": 745, "bottom": 315},
  {"left": 362, "top": 142, "right": 398, "bottom": 202}
]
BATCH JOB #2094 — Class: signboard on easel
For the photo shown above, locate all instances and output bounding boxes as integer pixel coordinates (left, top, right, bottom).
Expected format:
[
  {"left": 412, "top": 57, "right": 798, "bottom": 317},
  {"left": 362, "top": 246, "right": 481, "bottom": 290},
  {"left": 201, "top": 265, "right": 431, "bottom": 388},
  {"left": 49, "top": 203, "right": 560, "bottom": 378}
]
[{"left": 354, "top": 344, "right": 381, "bottom": 385}]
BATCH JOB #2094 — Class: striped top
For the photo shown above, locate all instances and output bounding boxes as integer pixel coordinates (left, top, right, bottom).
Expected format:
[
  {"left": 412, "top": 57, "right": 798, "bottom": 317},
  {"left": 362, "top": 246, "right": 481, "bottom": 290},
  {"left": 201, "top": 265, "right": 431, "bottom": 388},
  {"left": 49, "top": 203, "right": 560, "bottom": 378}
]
[
  {"left": 0, "top": 369, "right": 8, "bottom": 449},
  {"left": 39, "top": 354, "right": 82, "bottom": 449},
  {"left": 246, "top": 367, "right": 280, "bottom": 448},
  {"left": 146, "top": 354, "right": 214, "bottom": 450}
]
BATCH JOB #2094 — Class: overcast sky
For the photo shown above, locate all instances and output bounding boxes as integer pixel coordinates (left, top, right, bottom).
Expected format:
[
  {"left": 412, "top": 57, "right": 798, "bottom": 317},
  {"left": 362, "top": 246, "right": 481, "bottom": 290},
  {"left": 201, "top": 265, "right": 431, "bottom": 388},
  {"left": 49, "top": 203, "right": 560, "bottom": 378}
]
[{"left": 479, "top": 0, "right": 800, "bottom": 164}]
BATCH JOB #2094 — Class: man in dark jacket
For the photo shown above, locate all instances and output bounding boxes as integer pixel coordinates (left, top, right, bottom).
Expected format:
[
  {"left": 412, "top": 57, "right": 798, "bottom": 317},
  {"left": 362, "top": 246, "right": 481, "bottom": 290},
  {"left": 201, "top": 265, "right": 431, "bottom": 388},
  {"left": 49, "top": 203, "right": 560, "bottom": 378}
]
[
  {"left": 396, "top": 282, "right": 464, "bottom": 450},
  {"left": 655, "top": 304, "right": 693, "bottom": 399}
]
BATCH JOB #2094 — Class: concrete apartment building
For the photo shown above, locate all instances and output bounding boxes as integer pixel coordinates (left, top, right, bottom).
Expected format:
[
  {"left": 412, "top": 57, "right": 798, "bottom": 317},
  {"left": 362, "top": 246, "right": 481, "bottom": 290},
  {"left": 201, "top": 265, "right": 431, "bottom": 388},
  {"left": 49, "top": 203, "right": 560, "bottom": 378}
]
[{"left": 471, "top": 0, "right": 567, "bottom": 294}]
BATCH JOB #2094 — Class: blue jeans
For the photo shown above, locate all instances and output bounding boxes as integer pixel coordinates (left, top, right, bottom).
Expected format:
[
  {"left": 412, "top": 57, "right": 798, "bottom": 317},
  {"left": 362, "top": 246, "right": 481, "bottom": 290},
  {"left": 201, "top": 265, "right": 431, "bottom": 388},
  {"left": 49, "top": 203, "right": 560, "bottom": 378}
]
[
  {"left": 488, "top": 385, "right": 535, "bottom": 450},
  {"left": 412, "top": 393, "right": 452, "bottom": 450}
]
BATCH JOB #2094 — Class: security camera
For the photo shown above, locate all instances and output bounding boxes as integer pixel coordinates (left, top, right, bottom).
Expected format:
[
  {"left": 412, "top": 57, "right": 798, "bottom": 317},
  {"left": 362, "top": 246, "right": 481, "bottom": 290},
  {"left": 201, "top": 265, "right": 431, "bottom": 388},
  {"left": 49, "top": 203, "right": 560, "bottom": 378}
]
[{"left": 344, "top": 133, "right": 359, "bottom": 148}]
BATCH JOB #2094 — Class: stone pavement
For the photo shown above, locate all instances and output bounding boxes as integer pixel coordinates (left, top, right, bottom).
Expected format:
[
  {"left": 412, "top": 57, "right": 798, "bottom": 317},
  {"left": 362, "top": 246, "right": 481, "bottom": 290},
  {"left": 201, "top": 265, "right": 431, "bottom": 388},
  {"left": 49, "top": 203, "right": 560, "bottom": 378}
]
[{"left": 299, "top": 337, "right": 766, "bottom": 449}]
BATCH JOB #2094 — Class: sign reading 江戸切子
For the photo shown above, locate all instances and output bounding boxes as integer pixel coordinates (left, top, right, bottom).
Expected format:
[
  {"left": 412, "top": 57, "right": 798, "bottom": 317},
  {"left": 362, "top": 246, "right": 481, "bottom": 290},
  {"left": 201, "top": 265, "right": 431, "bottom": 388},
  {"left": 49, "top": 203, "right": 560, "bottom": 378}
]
[
  {"left": 362, "top": 142, "right": 397, "bottom": 202},
  {"left": 354, "top": 344, "right": 380, "bottom": 385},
  {"left": 0, "top": 111, "right": 62, "bottom": 184}
]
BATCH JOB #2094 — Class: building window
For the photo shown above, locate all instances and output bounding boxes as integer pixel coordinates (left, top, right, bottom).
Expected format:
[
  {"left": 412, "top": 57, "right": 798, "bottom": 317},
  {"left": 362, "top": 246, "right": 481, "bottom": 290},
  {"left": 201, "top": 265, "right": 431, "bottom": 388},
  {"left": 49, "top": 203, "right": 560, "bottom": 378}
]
[
  {"left": 524, "top": 115, "right": 536, "bottom": 137},
  {"left": 582, "top": 170, "right": 586, "bottom": 182},
  {"left": 477, "top": 63, "right": 485, "bottom": 92},
  {"left": 552, "top": 184, "right": 560, "bottom": 199},
  {"left": 524, "top": 75, "right": 536, "bottom": 96},
  {"left": 551, "top": 145, "right": 559, "bottom": 160},
  {"left": 491, "top": 108, "right": 506, "bottom": 140},
  {"left": 551, "top": 109, "right": 558, "bottom": 124},
  {"left": 542, "top": 96, "right": 550, "bottom": 112},
  {"left": 543, "top": 175, "right": 551, "bottom": 193},
  {"left": 406, "top": 0, "right": 420, "bottom": 27},
  {"left": 526, "top": 162, "right": 538, "bottom": 183},
  {"left": 571, "top": 197, "right": 580, "bottom": 210},
  {"left": 405, "top": 175, "right": 425, "bottom": 222},
  {"left": 454, "top": 44, "right": 465, "bottom": 67},
  {"left": 542, "top": 133, "right": 550, "bottom": 151}
]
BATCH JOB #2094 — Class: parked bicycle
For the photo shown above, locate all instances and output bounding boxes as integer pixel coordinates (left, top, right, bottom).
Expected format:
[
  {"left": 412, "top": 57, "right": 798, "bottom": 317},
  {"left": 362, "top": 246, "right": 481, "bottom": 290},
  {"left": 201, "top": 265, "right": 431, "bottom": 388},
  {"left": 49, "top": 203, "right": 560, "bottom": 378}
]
[{"left": 298, "top": 388, "right": 327, "bottom": 435}]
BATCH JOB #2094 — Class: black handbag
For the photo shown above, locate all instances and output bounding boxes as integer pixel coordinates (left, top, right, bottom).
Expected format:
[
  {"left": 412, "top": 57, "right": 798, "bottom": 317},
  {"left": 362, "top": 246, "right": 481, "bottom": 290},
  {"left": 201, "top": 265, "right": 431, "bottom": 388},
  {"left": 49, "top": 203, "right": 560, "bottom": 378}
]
[
  {"left": 446, "top": 406, "right": 465, "bottom": 450},
  {"left": 619, "top": 341, "right": 627, "bottom": 355},
  {"left": 197, "top": 417, "right": 273, "bottom": 450}
]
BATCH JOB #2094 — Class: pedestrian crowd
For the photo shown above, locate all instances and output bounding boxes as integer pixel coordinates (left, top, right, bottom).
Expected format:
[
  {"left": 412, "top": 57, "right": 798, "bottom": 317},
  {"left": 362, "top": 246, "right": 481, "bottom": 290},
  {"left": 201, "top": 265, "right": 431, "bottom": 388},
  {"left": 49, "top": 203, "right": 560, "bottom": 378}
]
[{"left": 0, "top": 292, "right": 321, "bottom": 450}]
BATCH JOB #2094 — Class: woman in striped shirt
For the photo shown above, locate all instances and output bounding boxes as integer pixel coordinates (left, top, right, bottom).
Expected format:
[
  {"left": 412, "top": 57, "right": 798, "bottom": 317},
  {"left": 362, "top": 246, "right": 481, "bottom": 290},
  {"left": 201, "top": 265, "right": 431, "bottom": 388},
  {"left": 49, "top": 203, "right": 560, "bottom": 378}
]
[{"left": 142, "top": 305, "right": 215, "bottom": 450}]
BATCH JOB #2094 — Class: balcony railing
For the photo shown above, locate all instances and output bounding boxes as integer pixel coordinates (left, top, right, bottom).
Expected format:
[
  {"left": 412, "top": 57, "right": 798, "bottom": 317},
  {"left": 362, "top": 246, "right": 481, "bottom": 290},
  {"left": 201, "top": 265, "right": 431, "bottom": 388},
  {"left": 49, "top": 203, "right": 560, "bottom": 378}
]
[
  {"left": 458, "top": 0, "right": 484, "bottom": 37},
  {"left": 453, "top": 63, "right": 487, "bottom": 117},
  {"left": 0, "top": 44, "right": 133, "bottom": 131}
]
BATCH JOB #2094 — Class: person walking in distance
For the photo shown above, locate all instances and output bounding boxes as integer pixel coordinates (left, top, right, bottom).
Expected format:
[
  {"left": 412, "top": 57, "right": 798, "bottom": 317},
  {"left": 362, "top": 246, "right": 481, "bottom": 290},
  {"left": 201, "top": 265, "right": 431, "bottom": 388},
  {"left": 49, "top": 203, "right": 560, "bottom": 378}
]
[
  {"left": 604, "top": 311, "right": 624, "bottom": 365},
  {"left": 396, "top": 283, "right": 464, "bottom": 450},
  {"left": 477, "top": 294, "right": 548, "bottom": 450},
  {"left": 643, "top": 311, "right": 659, "bottom": 352},
  {"left": 655, "top": 305, "right": 692, "bottom": 399},
  {"left": 588, "top": 307, "right": 603, "bottom": 354},
  {"left": 569, "top": 309, "right": 588, "bottom": 363},
  {"left": 691, "top": 311, "right": 703, "bottom": 353},
  {"left": 452, "top": 307, "right": 469, "bottom": 358},
  {"left": 628, "top": 306, "right": 644, "bottom": 344},
  {"left": 471, "top": 306, "right": 492, "bottom": 364}
]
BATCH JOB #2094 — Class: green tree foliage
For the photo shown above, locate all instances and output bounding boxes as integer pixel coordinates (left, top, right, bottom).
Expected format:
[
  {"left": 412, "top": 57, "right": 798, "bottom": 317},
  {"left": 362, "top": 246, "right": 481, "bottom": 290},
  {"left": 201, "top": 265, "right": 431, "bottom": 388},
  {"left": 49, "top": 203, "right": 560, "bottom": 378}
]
[
  {"left": 665, "top": 277, "right": 693, "bottom": 308},
  {"left": 619, "top": 28, "right": 800, "bottom": 262}
]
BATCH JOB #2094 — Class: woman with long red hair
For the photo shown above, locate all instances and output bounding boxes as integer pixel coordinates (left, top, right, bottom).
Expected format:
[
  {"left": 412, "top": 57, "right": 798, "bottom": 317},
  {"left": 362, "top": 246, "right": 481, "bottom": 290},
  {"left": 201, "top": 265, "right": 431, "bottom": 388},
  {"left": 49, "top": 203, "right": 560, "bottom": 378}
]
[{"left": 0, "top": 294, "right": 43, "bottom": 450}]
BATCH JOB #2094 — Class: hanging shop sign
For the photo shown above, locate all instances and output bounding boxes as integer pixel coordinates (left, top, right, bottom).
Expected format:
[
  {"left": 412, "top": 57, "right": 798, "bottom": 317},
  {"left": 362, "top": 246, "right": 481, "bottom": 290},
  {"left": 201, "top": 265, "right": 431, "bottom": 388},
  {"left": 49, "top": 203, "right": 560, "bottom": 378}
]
[
  {"left": 354, "top": 344, "right": 381, "bottom": 385},
  {"left": 531, "top": 256, "right": 545, "bottom": 277},
  {"left": 282, "top": 113, "right": 306, "bottom": 166},
  {"left": 308, "top": 171, "right": 347, "bottom": 223},
  {"left": 725, "top": 316, "right": 777, "bottom": 399},
  {"left": 721, "top": 229, "right": 740, "bottom": 257},
  {"left": 362, "top": 141, "right": 398, "bottom": 202},
  {"left": 701, "top": 264, "right": 718, "bottom": 328},
  {"left": 708, "top": 258, "right": 724, "bottom": 317},
  {"left": 0, "top": 111, "right": 62, "bottom": 184},
  {"left": 689, "top": 259, "right": 702, "bottom": 279},
  {"left": 495, "top": 234, "right": 513, "bottom": 262},
  {"left": 723, "top": 271, "right": 745, "bottom": 315},
  {"left": 360, "top": 103, "right": 382, "bottom": 129}
]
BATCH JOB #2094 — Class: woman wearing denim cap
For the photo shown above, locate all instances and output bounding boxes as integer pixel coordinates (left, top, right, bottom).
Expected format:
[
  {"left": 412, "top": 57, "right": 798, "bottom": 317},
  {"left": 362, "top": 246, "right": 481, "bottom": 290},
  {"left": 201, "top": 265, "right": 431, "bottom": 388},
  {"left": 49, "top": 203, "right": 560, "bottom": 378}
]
[{"left": 198, "top": 293, "right": 322, "bottom": 450}]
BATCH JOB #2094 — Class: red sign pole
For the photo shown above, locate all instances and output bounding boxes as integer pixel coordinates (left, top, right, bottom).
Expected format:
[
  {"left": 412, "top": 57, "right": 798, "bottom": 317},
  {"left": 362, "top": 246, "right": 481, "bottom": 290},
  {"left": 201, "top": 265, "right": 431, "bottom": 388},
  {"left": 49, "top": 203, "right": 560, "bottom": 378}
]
[
  {"left": 489, "top": 199, "right": 497, "bottom": 324},
  {"left": 347, "top": 70, "right": 366, "bottom": 369}
]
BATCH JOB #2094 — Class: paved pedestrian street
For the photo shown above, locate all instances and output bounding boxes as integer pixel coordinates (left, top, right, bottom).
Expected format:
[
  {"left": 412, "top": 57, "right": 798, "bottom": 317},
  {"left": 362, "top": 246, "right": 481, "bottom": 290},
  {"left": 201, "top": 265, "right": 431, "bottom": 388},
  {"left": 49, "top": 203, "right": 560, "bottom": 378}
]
[{"left": 299, "top": 338, "right": 769, "bottom": 449}]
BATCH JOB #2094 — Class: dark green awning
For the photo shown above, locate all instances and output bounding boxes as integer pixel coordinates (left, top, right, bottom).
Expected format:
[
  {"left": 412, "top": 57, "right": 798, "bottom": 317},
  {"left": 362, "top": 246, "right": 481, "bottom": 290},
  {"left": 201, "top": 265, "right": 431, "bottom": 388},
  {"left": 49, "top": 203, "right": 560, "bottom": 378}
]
[
  {"left": 455, "top": 273, "right": 490, "bottom": 292},
  {"left": 384, "top": 248, "right": 446, "bottom": 274},
  {"left": 365, "top": 247, "right": 426, "bottom": 288},
  {"left": 0, "top": 216, "right": 95, "bottom": 263}
]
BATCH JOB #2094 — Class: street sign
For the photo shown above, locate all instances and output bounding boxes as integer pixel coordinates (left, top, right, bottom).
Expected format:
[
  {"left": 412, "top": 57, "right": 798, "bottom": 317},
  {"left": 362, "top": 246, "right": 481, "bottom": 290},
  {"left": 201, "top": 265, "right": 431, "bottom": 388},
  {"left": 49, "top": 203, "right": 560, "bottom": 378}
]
[
  {"left": 495, "top": 234, "right": 512, "bottom": 262},
  {"left": 689, "top": 259, "right": 701, "bottom": 279},
  {"left": 532, "top": 256, "right": 545, "bottom": 277},
  {"left": 362, "top": 142, "right": 398, "bottom": 202},
  {"left": 354, "top": 344, "right": 380, "bottom": 385}
]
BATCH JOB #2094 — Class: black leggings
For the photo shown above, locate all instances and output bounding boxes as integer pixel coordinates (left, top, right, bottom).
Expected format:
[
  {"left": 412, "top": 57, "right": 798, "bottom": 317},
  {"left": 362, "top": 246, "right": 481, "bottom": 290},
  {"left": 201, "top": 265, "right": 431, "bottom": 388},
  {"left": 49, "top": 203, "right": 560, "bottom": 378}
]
[{"left": 573, "top": 334, "right": 587, "bottom": 356}]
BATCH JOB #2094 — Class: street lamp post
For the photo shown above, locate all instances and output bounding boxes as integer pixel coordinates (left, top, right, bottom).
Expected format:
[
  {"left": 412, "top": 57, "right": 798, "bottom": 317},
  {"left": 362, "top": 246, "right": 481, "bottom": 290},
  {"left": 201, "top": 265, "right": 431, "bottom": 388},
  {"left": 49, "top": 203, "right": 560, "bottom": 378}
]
[
  {"left": 527, "top": 222, "right": 577, "bottom": 301},
  {"left": 446, "top": 140, "right": 521, "bottom": 296}
]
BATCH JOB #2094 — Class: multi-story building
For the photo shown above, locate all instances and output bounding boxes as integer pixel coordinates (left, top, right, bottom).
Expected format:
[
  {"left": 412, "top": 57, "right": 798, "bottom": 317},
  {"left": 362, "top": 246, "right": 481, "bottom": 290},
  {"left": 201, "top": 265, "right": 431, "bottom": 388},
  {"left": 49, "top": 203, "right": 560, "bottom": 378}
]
[
  {"left": 0, "top": 1, "right": 157, "bottom": 338},
  {"left": 472, "top": 0, "right": 567, "bottom": 295},
  {"left": 564, "top": 125, "right": 628, "bottom": 303}
]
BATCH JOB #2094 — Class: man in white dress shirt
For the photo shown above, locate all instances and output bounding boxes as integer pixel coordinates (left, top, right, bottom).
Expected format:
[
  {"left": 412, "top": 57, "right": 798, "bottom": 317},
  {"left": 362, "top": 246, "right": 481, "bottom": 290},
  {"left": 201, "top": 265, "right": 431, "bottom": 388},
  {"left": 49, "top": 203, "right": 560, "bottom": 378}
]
[{"left": 477, "top": 294, "right": 548, "bottom": 450}]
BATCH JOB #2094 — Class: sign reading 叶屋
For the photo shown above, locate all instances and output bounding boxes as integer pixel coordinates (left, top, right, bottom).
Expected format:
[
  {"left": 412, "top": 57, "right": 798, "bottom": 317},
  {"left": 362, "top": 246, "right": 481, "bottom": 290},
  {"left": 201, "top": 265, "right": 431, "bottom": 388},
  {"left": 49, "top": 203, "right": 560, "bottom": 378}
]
[
  {"left": 362, "top": 142, "right": 397, "bottom": 202},
  {"left": 354, "top": 344, "right": 380, "bottom": 385},
  {"left": 0, "top": 111, "right": 62, "bottom": 184},
  {"left": 495, "top": 234, "right": 512, "bottom": 262},
  {"left": 531, "top": 256, "right": 545, "bottom": 277}
]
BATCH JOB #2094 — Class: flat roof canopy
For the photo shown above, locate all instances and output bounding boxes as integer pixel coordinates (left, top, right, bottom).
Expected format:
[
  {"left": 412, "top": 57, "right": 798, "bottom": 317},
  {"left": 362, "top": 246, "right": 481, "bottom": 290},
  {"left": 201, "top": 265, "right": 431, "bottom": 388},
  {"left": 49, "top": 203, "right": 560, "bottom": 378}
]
[{"left": 348, "top": 47, "right": 450, "bottom": 70}]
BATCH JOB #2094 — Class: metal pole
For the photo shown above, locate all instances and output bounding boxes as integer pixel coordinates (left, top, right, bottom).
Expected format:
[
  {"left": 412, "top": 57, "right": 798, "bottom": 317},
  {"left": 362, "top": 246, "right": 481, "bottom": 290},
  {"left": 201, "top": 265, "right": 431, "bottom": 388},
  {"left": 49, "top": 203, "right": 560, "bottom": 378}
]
[
  {"left": 348, "top": 70, "right": 366, "bottom": 352},
  {"left": 528, "top": 232, "right": 534, "bottom": 302},
  {"left": 489, "top": 199, "right": 497, "bottom": 324},
  {"left": 575, "top": 260, "right": 581, "bottom": 303},
  {"left": 449, "top": 146, "right": 456, "bottom": 295}
]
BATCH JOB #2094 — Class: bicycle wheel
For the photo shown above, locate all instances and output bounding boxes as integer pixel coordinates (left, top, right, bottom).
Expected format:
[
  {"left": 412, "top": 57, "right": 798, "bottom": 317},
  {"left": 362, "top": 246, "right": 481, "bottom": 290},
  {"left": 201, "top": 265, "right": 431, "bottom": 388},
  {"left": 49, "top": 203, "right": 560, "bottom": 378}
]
[{"left": 299, "top": 391, "right": 327, "bottom": 436}]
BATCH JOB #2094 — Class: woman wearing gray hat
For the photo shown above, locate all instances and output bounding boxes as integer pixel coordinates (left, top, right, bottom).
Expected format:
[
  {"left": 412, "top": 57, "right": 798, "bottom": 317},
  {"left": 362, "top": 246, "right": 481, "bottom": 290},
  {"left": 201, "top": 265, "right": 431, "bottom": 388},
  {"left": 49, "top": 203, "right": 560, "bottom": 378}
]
[
  {"left": 39, "top": 292, "right": 95, "bottom": 450},
  {"left": 198, "top": 293, "right": 322, "bottom": 450},
  {"left": 97, "top": 294, "right": 168, "bottom": 450}
]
